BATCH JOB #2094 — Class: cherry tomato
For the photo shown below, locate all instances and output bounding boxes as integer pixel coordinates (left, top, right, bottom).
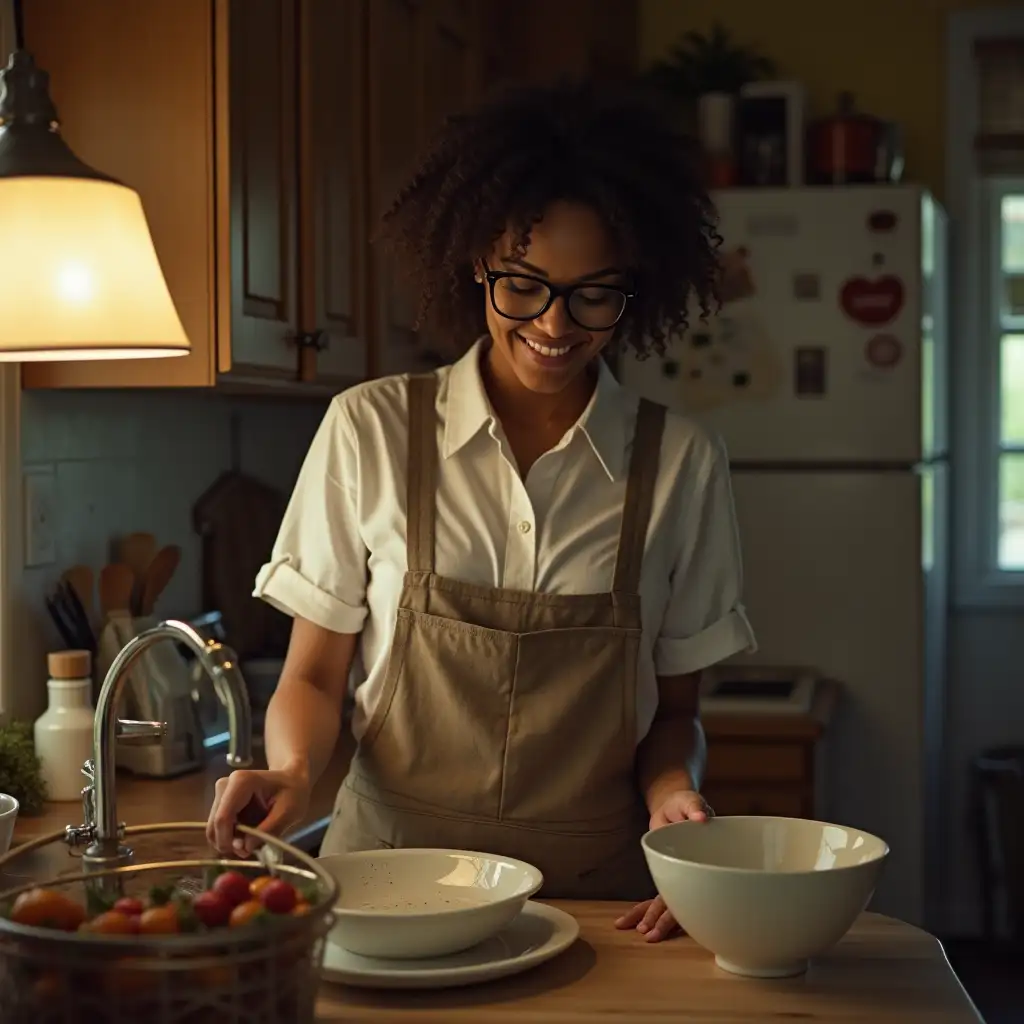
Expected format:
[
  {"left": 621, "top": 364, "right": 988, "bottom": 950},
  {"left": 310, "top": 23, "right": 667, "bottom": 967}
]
[
  {"left": 248, "top": 875, "right": 275, "bottom": 898},
  {"left": 80, "top": 910, "right": 138, "bottom": 935},
  {"left": 192, "top": 890, "right": 232, "bottom": 928},
  {"left": 113, "top": 897, "right": 145, "bottom": 917},
  {"left": 212, "top": 871, "right": 251, "bottom": 908},
  {"left": 228, "top": 899, "right": 265, "bottom": 928},
  {"left": 11, "top": 888, "right": 86, "bottom": 931},
  {"left": 258, "top": 879, "right": 297, "bottom": 915},
  {"left": 138, "top": 905, "right": 180, "bottom": 934}
]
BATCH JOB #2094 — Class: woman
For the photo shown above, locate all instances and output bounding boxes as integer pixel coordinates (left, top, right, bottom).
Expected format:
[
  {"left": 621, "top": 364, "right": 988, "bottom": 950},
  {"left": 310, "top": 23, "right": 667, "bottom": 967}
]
[{"left": 207, "top": 81, "right": 756, "bottom": 943}]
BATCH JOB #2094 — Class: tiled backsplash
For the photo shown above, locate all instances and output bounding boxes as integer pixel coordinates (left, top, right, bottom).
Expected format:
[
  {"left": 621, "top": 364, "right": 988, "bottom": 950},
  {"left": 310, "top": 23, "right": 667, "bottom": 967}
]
[{"left": 13, "top": 389, "right": 327, "bottom": 719}]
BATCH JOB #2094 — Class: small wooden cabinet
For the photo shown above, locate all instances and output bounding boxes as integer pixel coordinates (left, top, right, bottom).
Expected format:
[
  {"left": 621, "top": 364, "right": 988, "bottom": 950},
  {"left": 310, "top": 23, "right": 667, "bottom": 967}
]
[
  {"left": 19, "top": 0, "right": 482, "bottom": 392},
  {"left": 701, "top": 681, "right": 838, "bottom": 820}
]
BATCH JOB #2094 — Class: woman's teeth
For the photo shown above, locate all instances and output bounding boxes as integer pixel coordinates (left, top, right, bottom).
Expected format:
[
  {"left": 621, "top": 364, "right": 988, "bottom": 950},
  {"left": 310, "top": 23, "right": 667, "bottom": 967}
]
[{"left": 518, "top": 334, "right": 574, "bottom": 358}]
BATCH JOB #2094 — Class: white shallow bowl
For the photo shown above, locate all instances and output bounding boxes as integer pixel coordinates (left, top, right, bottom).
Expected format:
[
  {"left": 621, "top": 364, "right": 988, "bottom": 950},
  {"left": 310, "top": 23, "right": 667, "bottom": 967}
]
[
  {"left": 643, "top": 816, "right": 889, "bottom": 978},
  {"left": 0, "top": 794, "right": 18, "bottom": 855},
  {"left": 318, "top": 848, "right": 544, "bottom": 959}
]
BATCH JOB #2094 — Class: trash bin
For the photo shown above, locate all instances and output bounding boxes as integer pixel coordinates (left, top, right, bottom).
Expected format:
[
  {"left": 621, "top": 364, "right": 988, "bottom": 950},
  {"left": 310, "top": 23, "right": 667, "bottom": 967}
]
[{"left": 972, "top": 745, "right": 1024, "bottom": 943}]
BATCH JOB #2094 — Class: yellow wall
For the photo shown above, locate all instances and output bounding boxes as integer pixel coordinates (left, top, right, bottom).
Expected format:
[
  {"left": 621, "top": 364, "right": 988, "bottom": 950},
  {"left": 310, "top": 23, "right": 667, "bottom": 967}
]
[{"left": 640, "top": 0, "right": 1023, "bottom": 198}]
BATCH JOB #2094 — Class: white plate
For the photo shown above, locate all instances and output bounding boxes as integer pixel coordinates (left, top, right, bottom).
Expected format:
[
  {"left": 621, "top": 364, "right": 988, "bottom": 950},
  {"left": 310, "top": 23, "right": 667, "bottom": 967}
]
[{"left": 319, "top": 900, "right": 579, "bottom": 990}]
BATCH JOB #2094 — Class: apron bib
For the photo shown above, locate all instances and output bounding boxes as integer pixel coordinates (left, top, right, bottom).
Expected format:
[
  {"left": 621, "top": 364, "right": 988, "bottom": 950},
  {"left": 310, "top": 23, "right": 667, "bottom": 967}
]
[{"left": 322, "top": 373, "right": 666, "bottom": 901}]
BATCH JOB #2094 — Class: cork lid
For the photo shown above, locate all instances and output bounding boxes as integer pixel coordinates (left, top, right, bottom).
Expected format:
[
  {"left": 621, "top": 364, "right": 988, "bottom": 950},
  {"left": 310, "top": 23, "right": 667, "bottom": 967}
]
[{"left": 48, "top": 649, "right": 92, "bottom": 680}]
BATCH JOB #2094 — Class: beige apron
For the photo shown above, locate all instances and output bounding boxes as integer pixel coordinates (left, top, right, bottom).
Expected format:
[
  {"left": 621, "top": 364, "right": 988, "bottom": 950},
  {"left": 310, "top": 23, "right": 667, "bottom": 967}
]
[{"left": 321, "top": 373, "right": 666, "bottom": 901}]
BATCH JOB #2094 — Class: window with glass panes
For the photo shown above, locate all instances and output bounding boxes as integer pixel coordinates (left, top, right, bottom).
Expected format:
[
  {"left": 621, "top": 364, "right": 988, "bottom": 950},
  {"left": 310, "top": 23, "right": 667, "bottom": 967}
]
[{"left": 975, "top": 39, "right": 1024, "bottom": 570}]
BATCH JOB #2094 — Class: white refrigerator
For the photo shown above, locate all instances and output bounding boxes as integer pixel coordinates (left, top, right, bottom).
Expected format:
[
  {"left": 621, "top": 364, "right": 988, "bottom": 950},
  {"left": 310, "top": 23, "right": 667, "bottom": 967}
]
[{"left": 621, "top": 186, "right": 949, "bottom": 929}]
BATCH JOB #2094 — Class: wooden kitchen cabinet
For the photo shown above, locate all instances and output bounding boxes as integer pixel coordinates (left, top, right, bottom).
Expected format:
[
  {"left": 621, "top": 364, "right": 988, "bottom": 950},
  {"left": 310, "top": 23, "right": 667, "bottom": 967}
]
[
  {"left": 20, "top": 0, "right": 636, "bottom": 391},
  {"left": 701, "top": 680, "right": 839, "bottom": 820},
  {"left": 21, "top": 0, "right": 368, "bottom": 392}
]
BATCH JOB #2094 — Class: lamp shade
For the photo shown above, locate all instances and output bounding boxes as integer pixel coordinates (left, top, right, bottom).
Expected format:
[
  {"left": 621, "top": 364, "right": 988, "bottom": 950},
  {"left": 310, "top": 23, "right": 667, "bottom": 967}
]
[
  {"left": 0, "top": 50, "right": 189, "bottom": 361},
  {"left": 0, "top": 176, "right": 190, "bottom": 360}
]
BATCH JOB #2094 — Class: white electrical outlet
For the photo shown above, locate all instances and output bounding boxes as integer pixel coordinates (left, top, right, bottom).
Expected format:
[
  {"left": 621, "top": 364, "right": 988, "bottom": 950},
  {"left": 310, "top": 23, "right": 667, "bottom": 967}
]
[{"left": 24, "top": 465, "right": 57, "bottom": 567}]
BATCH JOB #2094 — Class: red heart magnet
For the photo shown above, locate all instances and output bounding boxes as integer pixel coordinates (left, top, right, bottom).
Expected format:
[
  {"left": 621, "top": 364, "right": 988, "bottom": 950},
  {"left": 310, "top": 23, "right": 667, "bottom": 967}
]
[{"left": 840, "top": 276, "right": 905, "bottom": 326}]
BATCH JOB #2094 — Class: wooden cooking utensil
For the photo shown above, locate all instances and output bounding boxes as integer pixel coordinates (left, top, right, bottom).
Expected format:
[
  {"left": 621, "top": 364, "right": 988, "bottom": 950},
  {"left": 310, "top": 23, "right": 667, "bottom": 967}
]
[
  {"left": 139, "top": 544, "right": 181, "bottom": 616},
  {"left": 119, "top": 531, "right": 158, "bottom": 613},
  {"left": 60, "top": 564, "right": 94, "bottom": 623},
  {"left": 98, "top": 563, "right": 136, "bottom": 619}
]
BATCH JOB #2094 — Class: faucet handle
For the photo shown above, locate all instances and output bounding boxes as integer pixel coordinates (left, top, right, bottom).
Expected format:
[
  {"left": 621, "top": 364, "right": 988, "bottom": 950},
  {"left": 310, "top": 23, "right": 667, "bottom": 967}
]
[
  {"left": 116, "top": 719, "right": 167, "bottom": 746},
  {"left": 82, "top": 758, "right": 95, "bottom": 782}
]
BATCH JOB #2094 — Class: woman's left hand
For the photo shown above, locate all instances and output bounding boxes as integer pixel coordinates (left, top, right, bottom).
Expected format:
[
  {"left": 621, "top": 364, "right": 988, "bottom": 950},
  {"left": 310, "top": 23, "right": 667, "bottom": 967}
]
[{"left": 614, "top": 789, "right": 714, "bottom": 943}]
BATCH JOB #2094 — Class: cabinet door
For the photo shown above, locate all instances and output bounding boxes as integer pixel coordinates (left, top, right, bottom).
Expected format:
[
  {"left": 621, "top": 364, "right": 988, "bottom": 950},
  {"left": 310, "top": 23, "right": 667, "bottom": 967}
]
[
  {"left": 224, "top": 0, "right": 301, "bottom": 379},
  {"left": 299, "top": 0, "right": 368, "bottom": 386},
  {"left": 366, "top": 0, "right": 424, "bottom": 378},
  {"left": 366, "top": 0, "right": 481, "bottom": 377}
]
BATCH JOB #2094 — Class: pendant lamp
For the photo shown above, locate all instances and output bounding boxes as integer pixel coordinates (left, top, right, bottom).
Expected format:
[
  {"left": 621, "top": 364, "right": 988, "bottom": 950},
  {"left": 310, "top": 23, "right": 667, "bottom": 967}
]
[{"left": 0, "top": 1, "right": 189, "bottom": 361}]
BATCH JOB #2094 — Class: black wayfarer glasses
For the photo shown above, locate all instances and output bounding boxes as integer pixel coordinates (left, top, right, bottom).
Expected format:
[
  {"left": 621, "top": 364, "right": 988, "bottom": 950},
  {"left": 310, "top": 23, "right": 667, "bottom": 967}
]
[{"left": 481, "top": 261, "right": 635, "bottom": 332}]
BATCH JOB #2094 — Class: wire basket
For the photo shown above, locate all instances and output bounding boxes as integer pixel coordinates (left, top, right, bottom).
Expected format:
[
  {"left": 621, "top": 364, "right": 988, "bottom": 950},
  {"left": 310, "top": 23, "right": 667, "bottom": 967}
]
[{"left": 0, "top": 822, "right": 339, "bottom": 1024}]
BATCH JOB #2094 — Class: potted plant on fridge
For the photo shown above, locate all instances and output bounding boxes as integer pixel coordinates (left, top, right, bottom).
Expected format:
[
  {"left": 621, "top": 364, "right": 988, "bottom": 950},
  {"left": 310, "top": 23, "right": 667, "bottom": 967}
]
[{"left": 644, "top": 23, "right": 775, "bottom": 185}]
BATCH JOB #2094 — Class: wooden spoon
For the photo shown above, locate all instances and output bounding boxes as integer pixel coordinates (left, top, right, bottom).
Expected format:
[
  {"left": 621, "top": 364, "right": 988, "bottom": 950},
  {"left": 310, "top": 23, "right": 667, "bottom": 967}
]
[
  {"left": 139, "top": 544, "right": 181, "bottom": 616},
  {"left": 118, "top": 532, "right": 157, "bottom": 578},
  {"left": 118, "top": 531, "right": 157, "bottom": 612},
  {"left": 98, "top": 563, "right": 136, "bottom": 619},
  {"left": 61, "top": 564, "right": 94, "bottom": 623}
]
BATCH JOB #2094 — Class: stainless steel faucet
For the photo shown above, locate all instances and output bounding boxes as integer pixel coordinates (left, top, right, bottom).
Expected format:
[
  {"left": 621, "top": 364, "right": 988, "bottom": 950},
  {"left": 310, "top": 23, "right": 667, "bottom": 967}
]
[{"left": 65, "top": 619, "right": 253, "bottom": 870}]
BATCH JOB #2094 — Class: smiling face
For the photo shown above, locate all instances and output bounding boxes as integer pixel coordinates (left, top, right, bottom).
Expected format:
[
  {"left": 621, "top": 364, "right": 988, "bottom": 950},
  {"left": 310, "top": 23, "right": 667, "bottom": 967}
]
[{"left": 479, "top": 200, "right": 627, "bottom": 396}]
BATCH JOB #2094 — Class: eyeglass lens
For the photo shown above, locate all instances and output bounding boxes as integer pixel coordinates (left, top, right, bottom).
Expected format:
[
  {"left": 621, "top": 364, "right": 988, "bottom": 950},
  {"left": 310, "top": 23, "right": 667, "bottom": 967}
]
[{"left": 491, "top": 275, "right": 627, "bottom": 330}]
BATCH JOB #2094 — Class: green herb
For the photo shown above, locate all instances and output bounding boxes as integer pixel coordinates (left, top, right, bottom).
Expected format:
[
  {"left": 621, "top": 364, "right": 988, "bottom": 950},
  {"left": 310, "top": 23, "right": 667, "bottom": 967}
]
[
  {"left": 0, "top": 721, "right": 47, "bottom": 814},
  {"left": 148, "top": 882, "right": 176, "bottom": 907},
  {"left": 297, "top": 882, "right": 319, "bottom": 906},
  {"left": 644, "top": 23, "right": 776, "bottom": 102},
  {"left": 172, "top": 896, "right": 200, "bottom": 932},
  {"left": 0, "top": 899, "right": 12, "bottom": 920}
]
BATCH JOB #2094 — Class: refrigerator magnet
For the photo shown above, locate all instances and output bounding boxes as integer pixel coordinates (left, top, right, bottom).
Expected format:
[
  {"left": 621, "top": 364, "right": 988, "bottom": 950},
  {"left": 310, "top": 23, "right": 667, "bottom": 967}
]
[
  {"left": 794, "top": 346, "right": 827, "bottom": 397},
  {"left": 839, "top": 274, "right": 904, "bottom": 326},
  {"left": 867, "top": 209, "right": 898, "bottom": 232},
  {"left": 865, "top": 333, "right": 902, "bottom": 369},
  {"left": 792, "top": 272, "right": 821, "bottom": 300}
]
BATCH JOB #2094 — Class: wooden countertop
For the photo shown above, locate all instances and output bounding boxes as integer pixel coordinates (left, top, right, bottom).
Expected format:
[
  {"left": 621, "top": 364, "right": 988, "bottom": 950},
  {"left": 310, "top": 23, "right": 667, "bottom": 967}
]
[
  {"left": 315, "top": 903, "right": 981, "bottom": 1022},
  {"left": 11, "top": 734, "right": 356, "bottom": 845}
]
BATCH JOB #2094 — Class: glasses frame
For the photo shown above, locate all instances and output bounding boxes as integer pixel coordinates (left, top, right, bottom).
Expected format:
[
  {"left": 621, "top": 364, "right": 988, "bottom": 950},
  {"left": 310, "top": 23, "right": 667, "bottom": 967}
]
[{"left": 481, "top": 261, "right": 635, "bottom": 331}]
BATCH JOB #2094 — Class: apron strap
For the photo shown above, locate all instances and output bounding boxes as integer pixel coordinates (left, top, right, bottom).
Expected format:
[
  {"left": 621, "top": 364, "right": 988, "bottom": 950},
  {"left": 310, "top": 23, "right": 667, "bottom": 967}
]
[
  {"left": 613, "top": 399, "right": 667, "bottom": 594},
  {"left": 406, "top": 373, "right": 440, "bottom": 573}
]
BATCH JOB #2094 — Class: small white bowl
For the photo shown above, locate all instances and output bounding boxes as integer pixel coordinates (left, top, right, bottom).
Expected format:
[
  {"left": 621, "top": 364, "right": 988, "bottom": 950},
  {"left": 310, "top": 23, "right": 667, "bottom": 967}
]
[
  {"left": 0, "top": 794, "right": 19, "bottom": 855},
  {"left": 643, "top": 816, "right": 889, "bottom": 978},
  {"left": 318, "top": 848, "right": 544, "bottom": 959}
]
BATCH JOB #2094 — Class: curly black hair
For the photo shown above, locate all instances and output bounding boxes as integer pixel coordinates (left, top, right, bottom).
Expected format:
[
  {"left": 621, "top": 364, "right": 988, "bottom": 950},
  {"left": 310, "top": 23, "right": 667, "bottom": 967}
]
[{"left": 377, "top": 80, "right": 721, "bottom": 358}]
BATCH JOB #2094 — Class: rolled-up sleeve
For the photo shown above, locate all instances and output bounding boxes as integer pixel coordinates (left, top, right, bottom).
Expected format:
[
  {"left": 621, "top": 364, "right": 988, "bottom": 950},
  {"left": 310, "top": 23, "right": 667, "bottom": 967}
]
[
  {"left": 654, "top": 433, "right": 757, "bottom": 676},
  {"left": 253, "top": 396, "right": 368, "bottom": 635}
]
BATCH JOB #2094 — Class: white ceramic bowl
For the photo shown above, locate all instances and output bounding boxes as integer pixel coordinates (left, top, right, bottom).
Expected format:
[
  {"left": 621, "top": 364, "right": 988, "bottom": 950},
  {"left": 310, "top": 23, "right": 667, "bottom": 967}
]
[
  {"left": 0, "top": 794, "right": 19, "bottom": 855},
  {"left": 318, "top": 848, "right": 544, "bottom": 959},
  {"left": 643, "top": 816, "right": 889, "bottom": 978}
]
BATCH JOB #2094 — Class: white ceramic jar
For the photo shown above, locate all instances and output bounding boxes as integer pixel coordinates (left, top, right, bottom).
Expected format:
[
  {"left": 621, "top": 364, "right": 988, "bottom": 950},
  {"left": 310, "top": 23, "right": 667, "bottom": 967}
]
[{"left": 34, "top": 649, "right": 95, "bottom": 802}]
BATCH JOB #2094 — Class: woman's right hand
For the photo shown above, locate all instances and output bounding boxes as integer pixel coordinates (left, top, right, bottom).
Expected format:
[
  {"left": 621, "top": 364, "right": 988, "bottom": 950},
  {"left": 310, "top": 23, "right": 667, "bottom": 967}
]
[{"left": 206, "top": 767, "right": 312, "bottom": 857}]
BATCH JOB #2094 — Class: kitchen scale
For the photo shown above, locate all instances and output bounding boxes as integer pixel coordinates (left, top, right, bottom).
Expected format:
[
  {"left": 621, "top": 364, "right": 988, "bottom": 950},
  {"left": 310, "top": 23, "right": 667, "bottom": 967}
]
[{"left": 698, "top": 665, "right": 819, "bottom": 716}]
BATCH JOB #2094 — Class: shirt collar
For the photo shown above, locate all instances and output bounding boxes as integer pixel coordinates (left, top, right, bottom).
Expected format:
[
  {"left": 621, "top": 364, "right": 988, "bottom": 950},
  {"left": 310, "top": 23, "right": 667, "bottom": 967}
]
[{"left": 441, "top": 337, "right": 627, "bottom": 482}]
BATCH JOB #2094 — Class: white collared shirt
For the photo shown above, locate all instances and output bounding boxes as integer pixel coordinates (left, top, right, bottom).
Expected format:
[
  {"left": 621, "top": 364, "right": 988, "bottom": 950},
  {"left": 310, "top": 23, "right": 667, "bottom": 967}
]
[{"left": 255, "top": 338, "right": 756, "bottom": 742}]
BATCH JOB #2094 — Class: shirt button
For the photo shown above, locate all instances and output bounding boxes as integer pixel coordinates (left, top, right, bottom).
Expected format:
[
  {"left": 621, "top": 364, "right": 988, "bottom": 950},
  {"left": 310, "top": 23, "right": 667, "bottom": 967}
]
[{"left": 517, "top": 520, "right": 532, "bottom": 534}]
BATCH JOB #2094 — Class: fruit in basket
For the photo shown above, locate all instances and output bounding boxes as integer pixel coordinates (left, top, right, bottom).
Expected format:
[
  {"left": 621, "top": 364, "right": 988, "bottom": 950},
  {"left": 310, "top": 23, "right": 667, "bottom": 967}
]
[
  {"left": 9, "top": 888, "right": 87, "bottom": 931},
  {"left": 292, "top": 900, "right": 312, "bottom": 917},
  {"left": 192, "top": 890, "right": 232, "bottom": 928},
  {"left": 211, "top": 870, "right": 252, "bottom": 908},
  {"left": 228, "top": 899, "right": 266, "bottom": 928},
  {"left": 138, "top": 905, "right": 180, "bottom": 934},
  {"left": 80, "top": 910, "right": 138, "bottom": 935},
  {"left": 258, "top": 878, "right": 298, "bottom": 914},
  {"left": 113, "top": 897, "right": 145, "bottom": 917}
]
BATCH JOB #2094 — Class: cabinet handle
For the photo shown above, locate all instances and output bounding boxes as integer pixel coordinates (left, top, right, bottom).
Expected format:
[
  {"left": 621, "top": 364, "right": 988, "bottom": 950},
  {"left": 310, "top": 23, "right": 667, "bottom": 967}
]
[{"left": 293, "top": 329, "right": 328, "bottom": 352}]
